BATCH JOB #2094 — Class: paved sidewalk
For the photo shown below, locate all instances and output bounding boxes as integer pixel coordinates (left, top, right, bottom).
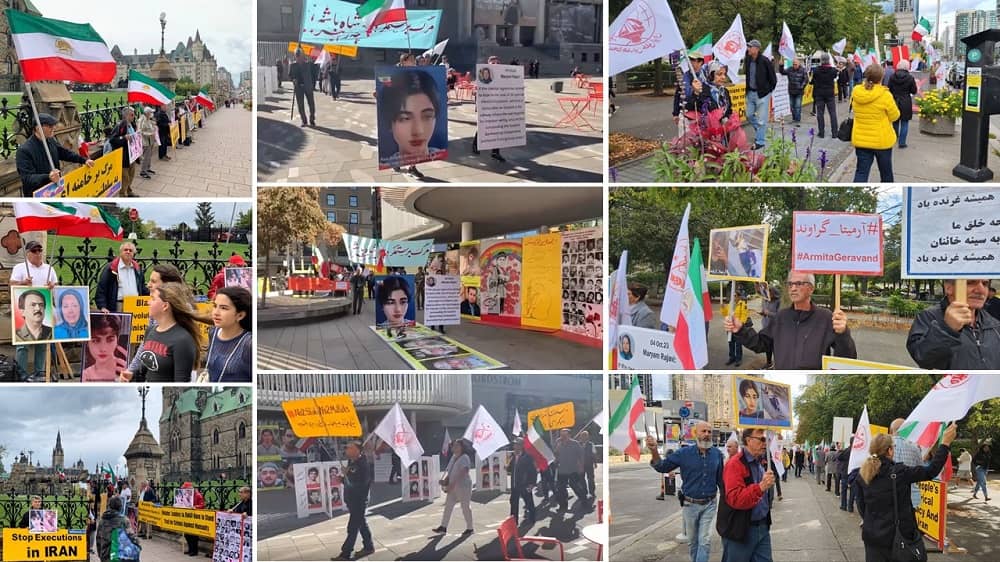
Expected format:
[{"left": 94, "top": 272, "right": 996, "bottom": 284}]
[
  {"left": 259, "top": 469, "right": 604, "bottom": 561},
  {"left": 257, "top": 297, "right": 602, "bottom": 370},
  {"left": 256, "top": 79, "right": 603, "bottom": 183},
  {"left": 132, "top": 105, "right": 252, "bottom": 197}
]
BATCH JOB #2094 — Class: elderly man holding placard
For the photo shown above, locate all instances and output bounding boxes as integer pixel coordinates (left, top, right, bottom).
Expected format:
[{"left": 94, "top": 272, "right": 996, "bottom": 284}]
[{"left": 906, "top": 279, "right": 1000, "bottom": 369}]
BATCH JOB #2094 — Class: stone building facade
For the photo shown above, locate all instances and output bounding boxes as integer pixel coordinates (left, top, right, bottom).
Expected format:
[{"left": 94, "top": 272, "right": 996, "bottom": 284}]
[
  {"left": 0, "top": 0, "right": 43, "bottom": 91},
  {"left": 111, "top": 30, "right": 219, "bottom": 92},
  {"left": 5, "top": 432, "right": 88, "bottom": 494},
  {"left": 159, "top": 387, "right": 252, "bottom": 482}
]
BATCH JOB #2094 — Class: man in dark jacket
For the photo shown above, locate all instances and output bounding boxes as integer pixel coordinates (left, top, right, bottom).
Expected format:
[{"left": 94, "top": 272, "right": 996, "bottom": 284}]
[
  {"left": 836, "top": 443, "right": 851, "bottom": 505},
  {"left": 793, "top": 448, "right": 806, "bottom": 478},
  {"left": 743, "top": 39, "right": 777, "bottom": 150},
  {"left": 580, "top": 430, "right": 597, "bottom": 498},
  {"left": 778, "top": 57, "right": 809, "bottom": 124},
  {"left": 906, "top": 279, "right": 1000, "bottom": 369},
  {"left": 95, "top": 242, "right": 149, "bottom": 313},
  {"left": 724, "top": 270, "right": 856, "bottom": 369},
  {"left": 155, "top": 105, "right": 172, "bottom": 161},
  {"left": 15, "top": 113, "right": 94, "bottom": 196},
  {"left": 97, "top": 496, "right": 139, "bottom": 562},
  {"left": 334, "top": 440, "right": 374, "bottom": 560},
  {"left": 986, "top": 286, "right": 1000, "bottom": 320},
  {"left": 887, "top": 59, "right": 917, "bottom": 148},
  {"left": 810, "top": 53, "right": 839, "bottom": 138},
  {"left": 290, "top": 49, "right": 316, "bottom": 127},
  {"left": 508, "top": 438, "right": 538, "bottom": 524},
  {"left": 351, "top": 267, "right": 366, "bottom": 315},
  {"left": 107, "top": 107, "right": 138, "bottom": 196}
]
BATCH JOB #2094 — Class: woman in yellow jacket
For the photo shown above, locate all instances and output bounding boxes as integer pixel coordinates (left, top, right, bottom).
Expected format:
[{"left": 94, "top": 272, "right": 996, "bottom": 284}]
[{"left": 850, "top": 64, "right": 900, "bottom": 182}]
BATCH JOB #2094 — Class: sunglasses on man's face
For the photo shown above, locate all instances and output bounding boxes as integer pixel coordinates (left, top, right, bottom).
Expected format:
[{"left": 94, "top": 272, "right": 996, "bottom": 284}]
[{"left": 29, "top": 248, "right": 43, "bottom": 253}]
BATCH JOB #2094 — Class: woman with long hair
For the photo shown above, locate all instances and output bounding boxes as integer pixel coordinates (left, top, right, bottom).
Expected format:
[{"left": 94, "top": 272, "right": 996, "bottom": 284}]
[
  {"left": 121, "top": 282, "right": 204, "bottom": 382},
  {"left": 82, "top": 314, "right": 126, "bottom": 382},
  {"left": 123, "top": 264, "right": 190, "bottom": 380},
  {"left": 378, "top": 275, "right": 413, "bottom": 336},
  {"left": 857, "top": 423, "right": 956, "bottom": 562},
  {"left": 850, "top": 64, "right": 900, "bottom": 182},
  {"left": 432, "top": 439, "right": 474, "bottom": 536},
  {"left": 206, "top": 286, "right": 252, "bottom": 382}
]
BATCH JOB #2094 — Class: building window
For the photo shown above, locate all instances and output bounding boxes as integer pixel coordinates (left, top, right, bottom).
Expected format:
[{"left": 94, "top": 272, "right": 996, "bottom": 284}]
[
  {"left": 349, "top": 212, "right": 359, "bottom": 224},
  {"left": 213, "top": 428, "right": 220, "bottom": 445},
  {"left": 326, "top": 194, "right": 336, "bottom": 206},
  {"left": 348, "top": 224, "right": 359, "bottom": 234},
  {"left": 280, "top": 6, "right": 295, "bottom": 31},
  {"left": 594, "top": 53, "right": 601, "bottom": 63},
  {"left": 581, "top": 53, "right": 588, "bottom": 63},
  {"left": 238, "top": 422, "right": 246, "bottom": 439},
  {"left": 327, "top": 211, "right": 337, "bottom": 222},
  {"left": 349, "top": 195, "right": 358, "bottom": 207}
]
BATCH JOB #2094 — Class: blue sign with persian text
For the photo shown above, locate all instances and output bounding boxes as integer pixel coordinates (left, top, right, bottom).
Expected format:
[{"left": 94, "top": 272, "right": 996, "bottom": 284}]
[{"left": 300, "top": 1, "right": 442, "bottom": 50}]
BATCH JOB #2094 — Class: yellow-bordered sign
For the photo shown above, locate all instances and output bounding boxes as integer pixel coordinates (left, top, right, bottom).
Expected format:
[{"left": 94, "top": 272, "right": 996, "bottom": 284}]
[
  {"left": 137, "top": 502, "right": 216, "bottom": 540},
  {"left": 282, "top": 394, "right": 363, "bottom": 437},
  {"left": 821, "top": 356, "right": 913, "bottom": 370},
  {"left": 707, "top": 224, "right": 769, "bottom": 282},
  {"left": 915, "top": 480, "right": 946, "bottom": 549},
  {"left": 527, "top": 401, "right": 576, "bottom": 431},
  {"left": 2, "top": 528, "right": 86, "bottom": 561}
]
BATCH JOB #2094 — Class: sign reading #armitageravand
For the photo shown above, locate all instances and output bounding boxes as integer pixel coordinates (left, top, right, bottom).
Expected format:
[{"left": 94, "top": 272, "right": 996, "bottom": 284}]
[
  {"left": 792, "top": 211, "right": 883, "bottom": 275},
  {"left": 475, "top": 64, "right": 526, "bottom": 150},
  {"left": 902, "top": 186, "right": 1000, "bottom": 278}
]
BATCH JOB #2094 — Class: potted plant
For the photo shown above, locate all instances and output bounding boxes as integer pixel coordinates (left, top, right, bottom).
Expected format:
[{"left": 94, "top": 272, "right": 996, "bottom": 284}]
[{"left": 915, "top": 88, "right": 962, "bottom": 135}]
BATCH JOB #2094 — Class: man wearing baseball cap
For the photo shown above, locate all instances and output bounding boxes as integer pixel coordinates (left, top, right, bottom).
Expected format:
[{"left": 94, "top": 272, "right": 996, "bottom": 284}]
[
  {"left": 15, "top": 113, "right": 95, "bottom": 197},
  {"left": 743, "top": 39, "right": 777, "bottom": 150},
  {"left": 672, "top": 51, "right": 709, "bottom": 125},
  {"left": 209, "top": 254, "right": 248, "bottom": 299}
]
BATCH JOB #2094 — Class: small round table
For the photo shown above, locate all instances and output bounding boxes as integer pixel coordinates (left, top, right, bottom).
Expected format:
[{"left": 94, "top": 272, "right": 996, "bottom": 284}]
[{"left": 581, "top": 523, "right": 607, "bottom": 560}]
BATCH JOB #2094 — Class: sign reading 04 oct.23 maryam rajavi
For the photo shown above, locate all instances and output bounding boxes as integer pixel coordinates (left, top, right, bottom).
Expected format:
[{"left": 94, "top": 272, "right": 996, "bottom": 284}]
[
  {"left": 731, "top": 374, "right": 792, "bottom": 429},
  {"left": 527, "top": 401, "right": 576, "bottom": 431},
  {"left": 2, "top": 528, "right": 86, "bottom": 561},
  {"left": 282, "top": 394, "right": 363, "bottom": 438},
  {"left": 615, "top": 325, "right": 682, "bottom": 370},
  {"left": 792, "top": 211, "right": 884, "bottom": 276},
  {"left": 342, "top": 234, "right": 434, "bottom": 267},
  {"left": 33, "top": 148, "right": 123, "bottom": 198},
  {"left": 301, "top": 0, "right": 442, "bottom": 49},
  {"left": 901, "top": 186, "right": 1000, "bottom": 279}
]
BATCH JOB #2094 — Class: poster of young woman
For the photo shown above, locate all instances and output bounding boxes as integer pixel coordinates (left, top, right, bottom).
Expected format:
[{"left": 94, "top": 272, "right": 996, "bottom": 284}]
[
  {"left": 81, "top": 312, "right": 132, "bottom": 382},
  {"left": 479, "top": 238, "right": 522, "bottom": 324},
  {"left": 52, "top": 286, "right": 91, "bottom": 342},
  {"left": 374, "top": 275, "right": 417, "bottom": 330},
  {"left": 731, "top": 375, "right": 792, "bottom": 429},
  {"left": 708, "top": 225, "right": 769, "bottom": 282},
  {"left": 375, "top": 66, "right": 448, "bottom": 170}
]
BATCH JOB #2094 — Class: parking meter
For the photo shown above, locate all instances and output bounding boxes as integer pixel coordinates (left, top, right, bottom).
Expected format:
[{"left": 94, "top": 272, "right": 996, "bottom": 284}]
[{"left": 953, "top": 29, "right": 1000, "bottom": 182}]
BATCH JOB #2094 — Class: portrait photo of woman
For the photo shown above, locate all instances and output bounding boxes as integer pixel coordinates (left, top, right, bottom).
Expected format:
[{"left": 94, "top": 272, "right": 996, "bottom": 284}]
[
  {"left": 376, "top": 275, "right": 416, "bottom": 333},
  {"left": 53, "top": 287, "right": 90, "bottom": 340},
  {"left": 377, "top": 67, "right": 449, "bottom": 169},
  {"left": 81, "top": 313, "right": 131, "bottom": 382}
]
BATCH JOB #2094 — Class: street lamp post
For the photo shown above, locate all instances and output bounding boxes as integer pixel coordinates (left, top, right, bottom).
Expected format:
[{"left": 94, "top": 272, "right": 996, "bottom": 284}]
[{"left": 159, "top": 12, "right": 167, "bottom": 55}]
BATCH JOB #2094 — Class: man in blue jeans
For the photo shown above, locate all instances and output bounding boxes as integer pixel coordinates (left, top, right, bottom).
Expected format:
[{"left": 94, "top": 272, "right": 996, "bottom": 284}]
[
  {"left": 646, "top": 421, "right": 723, "bottom": 562},
  {"left": 743, "top": 39, "right": 777, "bottom": 150}
]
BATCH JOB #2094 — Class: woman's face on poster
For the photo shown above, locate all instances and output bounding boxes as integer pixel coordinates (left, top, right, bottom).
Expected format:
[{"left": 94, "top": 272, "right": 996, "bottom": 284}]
[
  {"left": 60, "top": 292, "right": 82, "bottom": 325},
  {"left": 383, "top": 289, "right": 409, "bottom": 325},
  {"left": 89, "top": 328, "right": 118, "bottom": 366},
  {"left": 392, "top": 93, "right": 436, "bottom": 159}
]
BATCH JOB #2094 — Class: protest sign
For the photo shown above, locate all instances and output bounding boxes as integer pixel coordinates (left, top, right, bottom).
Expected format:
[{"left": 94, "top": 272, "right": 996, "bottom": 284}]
[
  {"left": 170, "top": 122, "right": 179, "bottom": 147},
  {"left": 369, "top": 324, "right": 505, "bottom": 370},
  {"left": 460, "top": 282, "right": 481, "bottom": 319},
  {"left": 401, "top": 455, "right": 441, "bottom": 502},
  {"left": 732, "top": 375, "right": 792, "bottom": 429},
  {"left": 294, "top": 463, "right": 328, "bottom": 518},
  {"left": 281, "top": 394, "right": 362, "bottom": 438},
  {"left": 374, "top": 275, "right": 416, "bottom": 329},
  {"left": 288, "top": 42, "right": 358, "bottom": 58},
  {"left": 521, "top": 232, "right": 561, "bottom": 330},
  {"left": 33, "top": 148, "right": 122, "bottom": 198},
  {"left": 174, "top": 488, "right": 194, "bottom": 508},
  {"left": 225, "top": 267, "right": 253, "bottom": 290},
  {"left": 772, "top": 75, "right": 791, "bottom": 118},
  {"left": 301, "top": 1, "right": 442, "bottom": 49},
  {"left": 480, "top": 238, "right": 522, "bottom": 324},
  {"left": 26, "top": 510, "right": 57, "bottom": 533},
  {"left": 212, "top": 512, "right": 249, "bottom": 562},
  {"left": 459, "top": 241, "right": 482, "bottom": 282},
  {"left": 822, "top": 356, "right": 912, "bottom": 370},
  {"left": 527, "top": 401, "right": 576, "bottom": 431},
  {"left": 423, "top": 274, "right": 461, "bottom": 326},
  {"left": 375, "top": 65, "right": 448, "bottom": 170},
  {"left": 2, "top": 528, "right": 86, "bottom": 561},
  {"left": 475, "top": 64, "right": 526, "bottom": 150},
  {"left": 792, "top": 211, "right": 883, "bottom": 275},
  {"left": 560, "top": 228, "right": 603, "bottom": 339},
  {"left": 127, "top": 132, "right": 143, "bottom": 164},
  {"left": 10, "top": 287, "right": 55, "bottom": 345},
  {"left": 343, "top": 234, "right": 434, "bottom": 267},
  {"left": 615, "top": 325, "right": 682, "bottom": 370},
  {"left": 123, "top": 296, "right": 210, "bottom": 345},
  {"left": 832, "top": 416, "right": 854, "bottom": 448},
  {"left": 708, "top": 225, "right": 769, "bottom": 281},
  {"left": 48, "top": 286, "right": 91, "bottom": 344},
  {"left": 902, "top": 186, "right": 1000, "bottom": 278},
  {"left": 916, "top": 480, "right": 946, "bottom": 550},
  {"left": 138, "top": 504, "right": 215, "bottom": 539},
  {"left": 240, "top": 514, "right": 252, "bottom": 562}
]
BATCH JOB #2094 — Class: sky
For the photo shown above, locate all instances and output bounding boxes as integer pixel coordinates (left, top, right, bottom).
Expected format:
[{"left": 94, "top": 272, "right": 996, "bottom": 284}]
[
  {"left": 918, "top": 0, "right": 996, "bottom": 37},
  {"left": 30, "top": 0, "right": 252, "bottom": 82},
  {"left": 126, "top": 201, "right": 251, "bottom": 229},
  {"left": 0, "top": 387, "right": 162, "bottom": 476}
]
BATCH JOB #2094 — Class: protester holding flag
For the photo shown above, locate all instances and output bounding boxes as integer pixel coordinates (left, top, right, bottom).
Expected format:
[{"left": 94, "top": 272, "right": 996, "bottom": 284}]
[
  {"left": 778, "top": 57, "right": 809, "bottom": 125},
  {"left": 645, "top": 421, "right": 723, "bottom": 562},
  {"left": 15, "top": 112, "right": 95, "bottom": 196},
  {"left": 507, "top": 438, "right": 538, "bottom": 525},
  {"left": 433, "top": 439, "right": 475, "bottom": 536},
  {"left": 107, "top": 107, "right": 138, "bottom": 197},
  {"left": 672, "top": 53, "right": 709, "bottom": 125},
  {"left": 333, "top": 440, "right": 375, "bottom": 561},
  {"left": 743, "top": 40, "right": 776, "bottom": 150},
  {"left": 906, "top": 279, "right": 1000, "bottom": 370},
  {"left": 857, "top": 423, "right": 956, "bottom": 562},
  {"left": 850, "top": 64, "right": 899, "bottom": 182},
  {"left": 724, "top": 270, "right": 856, "bottom": 369},
  {"left": 627, "top": 283, "right": 658, "bottom": 329}
]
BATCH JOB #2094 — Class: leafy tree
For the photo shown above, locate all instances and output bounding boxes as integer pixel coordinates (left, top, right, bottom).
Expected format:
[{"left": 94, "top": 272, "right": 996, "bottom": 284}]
[
  {"left": 175, "top": 76, "right": 197, "bottom": 96},
  {"left": 258, "top": 187, "right": 330, "bottom": 307},
  {"left": 113, "top": 207, "right": 150, "bottom": 239},
  {"left": 195, "top": 202, "right": 215, "bottom": 232},
  {"left": 236, "top": 210, "right": 252, "bottom": 230}
]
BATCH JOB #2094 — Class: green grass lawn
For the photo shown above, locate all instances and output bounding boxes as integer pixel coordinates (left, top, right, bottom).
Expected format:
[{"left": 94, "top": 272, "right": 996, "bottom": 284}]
[{"left": 1, "top": 91, "right": 132, "bottom": 133}]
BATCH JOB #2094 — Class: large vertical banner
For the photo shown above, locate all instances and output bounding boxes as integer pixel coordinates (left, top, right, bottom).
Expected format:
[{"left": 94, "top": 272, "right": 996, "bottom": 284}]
[
  {"left": 479, "top": 239, "right": 522, "bottom": 325},
  {"left": 521, "top": 232, "right": 562, "bottom": 330},
  {"left": 475, "top": 64, "right": 526, "bottom": 150},
  {"left": 561, "top": 228, "right": 603, "bottom": 340},
  {"left": 375, "top": 66, "right": 449, "bottom": 170},
  {"left": 459, "top": 242, "right": 482, "bottom": 319}
]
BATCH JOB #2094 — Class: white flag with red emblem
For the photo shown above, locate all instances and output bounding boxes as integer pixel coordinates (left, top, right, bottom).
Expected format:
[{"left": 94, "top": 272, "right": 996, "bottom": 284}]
[
  {"left": 768, "top": 431, "right": 785, "bottom": 477},
  {"left": 778, "top": 22, "right": 796, "bottom": 61},
  {"left": 463, "top": 404, "right": 510, "bottom": 460},
  {"left": 608, "top": 0, "right": 689, "bottom": 76},
  {"left": 898, "top": 375, "right": 1000, "bottom": 447},
  {"left": 848, "top": 405, "right": 871, "bottom": 473},
  {"left": 373, "top": 402, "right": 424, "bottom": 469},
  {"left": 712, "top": 14, "right": 746, "bottom": 70}
]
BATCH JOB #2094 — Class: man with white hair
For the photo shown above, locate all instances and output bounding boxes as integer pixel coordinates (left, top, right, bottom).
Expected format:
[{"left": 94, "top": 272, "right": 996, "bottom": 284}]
[
  {"left": 108, "top": 106, "right": 138, "bottom": 196},
  {"left": 887, "top": 58, "right": 917, "bottom": 148},
  {"left": 724, "top": 270, "right": 856, "bottom": 369},
  {"left": 646, "top": 422, "right": 723, "bottom": 562},
  {"left": 906, "top": 279, "right": 1000, "bottom": 369}
]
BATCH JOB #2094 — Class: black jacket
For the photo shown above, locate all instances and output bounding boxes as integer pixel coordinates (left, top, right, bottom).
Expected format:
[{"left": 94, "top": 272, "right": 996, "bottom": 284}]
[
  {"left": 972, "top": 447, "right": 991, "bottom": 469},
  {"left": 97, "top": 508, "right": 139, "bottom": 562},
  {"left": 810, "top": 65, "right": 840, "bottom": 99},
  {"left": 857, "top": 445, "right": 950, "bottom": 550},
  {"left": 94, "top": 258, "right": 149, "bottom": 312},
  {"left": 779, "top": 65, "right": 809, "bottom": 95},
  {"left": 743, "top": 54, "right": 777, "bottom": 97},
  {"left": 290, "top": 61, "right": 315, "bottom": 89},
  {"left": 15, "top": 135, "right": 87, "bottom": 196},
  {"left": 888, "top": 69, "right": 917, "bottom": 121},
  {"left": 508, "top": 451, "right": 538, "bottom": 489},
  {"left": 906, "top": 297, "right": 1000, "bottom": 369},
  {"left": 836, "top": 447, "right": 851, "bottom": 476},
  {"left": 108, "top": 118, "right": 135, "bottom": 168},
  {"left": 231, "top": 499, "right": 252, "bottom": 515},
  {"left": 735, "top": 302, "right": 857, "bottom": 369},
  {"left": 344, "top": 455, "right": 372, "bottom": 504}
]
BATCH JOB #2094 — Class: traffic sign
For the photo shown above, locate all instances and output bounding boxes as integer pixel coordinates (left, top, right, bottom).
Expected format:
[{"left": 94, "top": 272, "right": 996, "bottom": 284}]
[{"left": 679, "top": 406, "right": 691, "bottom": 418}]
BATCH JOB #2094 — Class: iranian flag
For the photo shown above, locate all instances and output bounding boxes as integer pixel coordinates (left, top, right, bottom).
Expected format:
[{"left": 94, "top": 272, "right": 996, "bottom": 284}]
[
  {"left": 912, "top": 17, "right": 932, "bottom": 42},
  {"left": 525, "top": 417, "right": 555, "bottom": 471},
  {"left": 691, "top": 33, "right": 713, "bottom": 62},
  {"left": 6, "top": 10, "right": 115, "bottom": 83},
  {"left": 609, "top": 375, "right": 645, "bottom": 461},
  {"left": 699, "top": 259, "right": 712, "bottom": 322},
  {"left": 127, "top": 70, "right": 174, "bottom": 106},
  {"left": 13, "top": 202, "right": 124, "bottom": 240},
  {"left": 195, "top": 90, "right": 215, "bottom": 111},
  {"left": 898, "top": 375, "right": 1000, "bottom": 448},
  {"left": 660, "top": 204, "right": 708, "bottom": 369},
  {"left": 847, "top": 405, "right": 871, "bottom": 473},
  {"left": 891, "top": 45, "right": 910, "bottom": 68},
  {"left": 357, "top": 0, "right": 407, "bottom": 36}
]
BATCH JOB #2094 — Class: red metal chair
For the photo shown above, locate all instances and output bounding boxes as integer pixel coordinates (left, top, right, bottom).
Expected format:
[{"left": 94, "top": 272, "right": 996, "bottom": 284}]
[
  {"left": 496, "top": 516, "right": 565, "bottom": 561},
  {"left": 597, "top": 499, "right": 604, "bottom": 523},
  {"left": 587, "top": 83, "right": 604, "bottom": 116}
]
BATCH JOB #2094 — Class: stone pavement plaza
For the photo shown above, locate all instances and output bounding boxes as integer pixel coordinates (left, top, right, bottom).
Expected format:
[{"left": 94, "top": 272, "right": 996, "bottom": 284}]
[
  {"left": 256, "top": 78, "right": 603, "bottom": 183},
  {"left": 257, "top": 297, "right": 603, "bottom": 371},
  {"left": 259, "top": 469, "right": 604, "bottom": 561},
  {"left": 131, "top": 105, "right": 251, "bottom": 197}
]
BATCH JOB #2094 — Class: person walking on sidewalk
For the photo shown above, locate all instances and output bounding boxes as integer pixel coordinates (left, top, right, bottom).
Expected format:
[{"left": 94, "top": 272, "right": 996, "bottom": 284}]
[
  {"left": 291, "top": 49, "right": 316, "bottom": 127},
  {"left": 743, "top": 40, "right": 776, "bottom": 150},
  {"left": 826, "top": 445, "right": 838, "bottom": 492},
  {"left": 794, "top": 447, "right": 805, "bottom": 478},
  {"left": 333, "top": 441, "right": 374, "bottom": 560},
  {"left": 887, "top": 59, "right": 917, "bottom": 149},
  {"left": 581, "top": 430, "right": 598, "bottom": 499},
  {"left": 972, "top": 442, "right": 992, "bottom": 501},
  {"left": 778, "top": 57, "right": 808, "bottom": 125},
  {"left": 816, "top": 445, "right": 827, "bottom": 486},
  {"left": 857, "top": 423, "right": 956, "bottom": 562},
  {"left": 433, "top": 439, "right": 474, "bottom": 536},
  {"left": 351, "top": 267, "right": 366, "bottom": 315},
  {"left": 508, "top": 438, "right": 538, "bottom": 525},
  {"left": 810, "top": 53, "right": 839, "bottom": 139},
  {"left": 718, "top": 427, "right": 777, "bottom": 562},
  {"left": 850, "top": 64, "right": 899, "bottom": 182},
  {"left": 554, "top": 429, "right": 590, "bottom": 512},
  {"left": 646, "top": 421, "right": 724, "bottom": 562}
]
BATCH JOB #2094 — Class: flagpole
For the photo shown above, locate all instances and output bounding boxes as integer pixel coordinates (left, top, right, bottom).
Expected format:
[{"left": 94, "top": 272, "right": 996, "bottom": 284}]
[{"left": 24, "top": 83, "right": 57, "bottom": 172}]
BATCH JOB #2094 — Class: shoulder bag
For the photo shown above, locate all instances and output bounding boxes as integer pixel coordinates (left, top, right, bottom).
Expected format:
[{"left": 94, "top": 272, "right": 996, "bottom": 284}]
[
  {"left": 196, "top": 330, "right": 249, "bottom": 383},
  {"left": 890, "top": 472, "right": 928, "bottom": 562},
  {"left": 837, "top": 101, "right": 854, "bottom": 142}
]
